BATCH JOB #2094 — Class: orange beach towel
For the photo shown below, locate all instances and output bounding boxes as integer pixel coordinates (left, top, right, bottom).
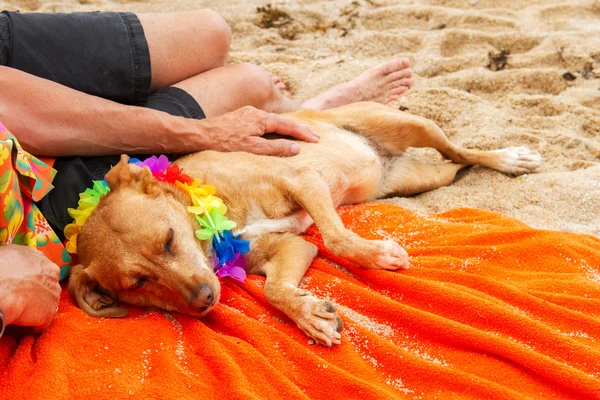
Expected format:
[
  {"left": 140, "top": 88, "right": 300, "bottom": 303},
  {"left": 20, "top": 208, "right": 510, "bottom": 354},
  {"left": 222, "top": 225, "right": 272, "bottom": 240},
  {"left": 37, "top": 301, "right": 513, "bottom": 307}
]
[{"left": 0, "top": 203, "right": 599, "bottom": 399}]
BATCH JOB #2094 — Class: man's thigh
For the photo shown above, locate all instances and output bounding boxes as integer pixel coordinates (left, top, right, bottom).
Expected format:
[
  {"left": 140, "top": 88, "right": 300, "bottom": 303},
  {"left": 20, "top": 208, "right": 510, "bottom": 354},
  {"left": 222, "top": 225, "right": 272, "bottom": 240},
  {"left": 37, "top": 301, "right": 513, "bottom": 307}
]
[{"left": 0, "top": 11, "right": 151, "bottom": 105}]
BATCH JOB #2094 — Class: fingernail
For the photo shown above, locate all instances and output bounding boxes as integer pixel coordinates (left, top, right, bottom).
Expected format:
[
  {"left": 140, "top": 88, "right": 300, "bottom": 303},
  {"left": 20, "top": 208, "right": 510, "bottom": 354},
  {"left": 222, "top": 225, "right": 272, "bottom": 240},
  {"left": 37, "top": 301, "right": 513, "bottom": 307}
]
[{"left": 291, "top": 143, "right": 300, "bottom": 154}]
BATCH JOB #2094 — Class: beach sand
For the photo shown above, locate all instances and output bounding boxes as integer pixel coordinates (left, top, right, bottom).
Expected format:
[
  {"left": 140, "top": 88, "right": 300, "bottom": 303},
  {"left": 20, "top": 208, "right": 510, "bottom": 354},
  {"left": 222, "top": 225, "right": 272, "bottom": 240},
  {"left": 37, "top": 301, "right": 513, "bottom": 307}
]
[{"left": 3, "top": 0, "right": 599, "bottom": 236}]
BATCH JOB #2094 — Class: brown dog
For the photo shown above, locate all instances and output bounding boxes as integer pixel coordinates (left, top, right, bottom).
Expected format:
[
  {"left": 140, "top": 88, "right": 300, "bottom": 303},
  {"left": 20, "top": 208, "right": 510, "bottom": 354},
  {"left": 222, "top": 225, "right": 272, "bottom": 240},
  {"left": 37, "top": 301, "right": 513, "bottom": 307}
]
[{"left": 69, "top": 102, "right": 542, "bottom": 346}]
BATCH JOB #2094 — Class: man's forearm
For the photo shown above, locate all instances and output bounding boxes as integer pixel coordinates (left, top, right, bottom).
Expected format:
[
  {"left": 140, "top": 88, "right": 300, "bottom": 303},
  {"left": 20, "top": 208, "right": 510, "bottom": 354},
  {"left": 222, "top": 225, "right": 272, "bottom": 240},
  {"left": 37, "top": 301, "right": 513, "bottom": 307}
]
[{"left": 0, "top": 66, "right": 208, "bottom": 156}]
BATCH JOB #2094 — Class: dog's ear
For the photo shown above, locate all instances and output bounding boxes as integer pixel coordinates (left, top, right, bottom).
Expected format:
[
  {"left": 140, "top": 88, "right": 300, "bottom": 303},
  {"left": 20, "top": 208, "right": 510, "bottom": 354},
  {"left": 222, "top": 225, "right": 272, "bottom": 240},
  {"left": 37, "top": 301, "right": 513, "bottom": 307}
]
[
  {"left": 68, "top": 264, "right": 128, "bottom": 318},
  {"left": 105, "top": 154, "right": 159, "bottom": 196}
]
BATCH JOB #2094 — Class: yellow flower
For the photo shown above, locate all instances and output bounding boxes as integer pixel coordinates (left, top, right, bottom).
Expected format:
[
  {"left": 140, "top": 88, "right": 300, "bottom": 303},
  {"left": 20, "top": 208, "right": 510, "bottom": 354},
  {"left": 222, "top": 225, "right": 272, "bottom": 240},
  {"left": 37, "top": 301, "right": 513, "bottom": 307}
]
[
  {"left": 176, "top": 180, "right": 227, "bottom": 215},
  {"left": 64, "top": 223, "right": 80, "bottom": 253},
  {"left": 0, "top": 146, "right": 9, "bottom": 165},
  {"left": 67, "top": 206, "right": 94, "bottom": 226}
]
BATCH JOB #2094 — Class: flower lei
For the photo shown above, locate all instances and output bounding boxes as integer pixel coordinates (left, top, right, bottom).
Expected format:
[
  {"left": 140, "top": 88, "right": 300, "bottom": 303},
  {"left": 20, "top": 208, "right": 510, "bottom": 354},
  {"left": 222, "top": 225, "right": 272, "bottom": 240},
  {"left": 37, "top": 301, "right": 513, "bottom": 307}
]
[{"left": 63, "top": 155, "right": 249, "bottom": 282}]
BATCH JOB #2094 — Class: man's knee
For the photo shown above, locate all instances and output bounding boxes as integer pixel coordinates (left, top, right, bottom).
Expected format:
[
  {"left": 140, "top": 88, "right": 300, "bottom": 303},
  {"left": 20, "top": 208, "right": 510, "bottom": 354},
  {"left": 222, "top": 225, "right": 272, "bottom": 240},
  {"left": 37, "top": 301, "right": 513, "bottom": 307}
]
[
  {"left": 194, "top": 9, "right": 232, "bottom": 65},
  {"left": 236, "top": 63, "right": 276, "bottom": 107}
]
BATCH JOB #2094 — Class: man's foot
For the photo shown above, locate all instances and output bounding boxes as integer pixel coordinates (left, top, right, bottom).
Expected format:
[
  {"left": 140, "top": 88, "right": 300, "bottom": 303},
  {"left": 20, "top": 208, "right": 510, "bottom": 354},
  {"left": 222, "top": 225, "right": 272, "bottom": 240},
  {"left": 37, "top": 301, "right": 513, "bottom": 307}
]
[{"left": 301, "top": 57, "right": 412, "bottom": 110}]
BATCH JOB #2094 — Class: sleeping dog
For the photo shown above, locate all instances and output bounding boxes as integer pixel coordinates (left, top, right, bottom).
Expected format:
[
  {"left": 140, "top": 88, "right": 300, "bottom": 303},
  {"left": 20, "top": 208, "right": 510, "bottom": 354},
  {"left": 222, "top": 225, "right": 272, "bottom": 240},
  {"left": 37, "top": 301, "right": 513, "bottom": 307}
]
[{"left": 68, "top": 102, "right": 542, "bottom": 346}]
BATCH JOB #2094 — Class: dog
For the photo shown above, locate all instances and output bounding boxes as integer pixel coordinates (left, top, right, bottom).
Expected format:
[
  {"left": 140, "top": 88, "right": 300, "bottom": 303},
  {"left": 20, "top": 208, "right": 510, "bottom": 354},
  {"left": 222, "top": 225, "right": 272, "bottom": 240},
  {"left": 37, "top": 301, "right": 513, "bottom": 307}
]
[{"left": 68, "top": 102, "right": 542, "bottom": 346}]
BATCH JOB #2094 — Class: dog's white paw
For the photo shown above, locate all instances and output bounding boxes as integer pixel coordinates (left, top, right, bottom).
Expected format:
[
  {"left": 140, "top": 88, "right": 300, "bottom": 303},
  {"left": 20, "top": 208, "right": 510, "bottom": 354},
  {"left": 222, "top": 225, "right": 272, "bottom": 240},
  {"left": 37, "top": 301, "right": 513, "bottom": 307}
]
[
  {"left": 492, "top": 146, "right": 543, "bottom": 175},
  {"left": 293, "top": 294, "right": 343, "bottom": 347},
  {"left": 361, "top": 240, "right": 410, "bottom": 270}
]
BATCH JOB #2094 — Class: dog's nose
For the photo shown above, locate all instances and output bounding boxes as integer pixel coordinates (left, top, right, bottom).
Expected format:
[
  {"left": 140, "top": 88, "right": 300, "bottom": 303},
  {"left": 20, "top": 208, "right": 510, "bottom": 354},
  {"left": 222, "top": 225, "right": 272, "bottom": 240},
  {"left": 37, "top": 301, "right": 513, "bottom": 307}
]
[{"left": 191, "top": 284, "right": 215, "bottom": 312}]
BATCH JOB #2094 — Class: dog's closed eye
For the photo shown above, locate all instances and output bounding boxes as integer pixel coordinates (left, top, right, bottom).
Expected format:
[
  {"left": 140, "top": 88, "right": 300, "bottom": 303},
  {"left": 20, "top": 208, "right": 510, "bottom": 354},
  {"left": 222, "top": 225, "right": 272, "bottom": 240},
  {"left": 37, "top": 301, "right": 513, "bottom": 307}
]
[
  {"left": 164, "top": 228, "right": 175, "bottom": 255},
  {"left": 130, "top": 277, "right": 149, "bottom": 290}
]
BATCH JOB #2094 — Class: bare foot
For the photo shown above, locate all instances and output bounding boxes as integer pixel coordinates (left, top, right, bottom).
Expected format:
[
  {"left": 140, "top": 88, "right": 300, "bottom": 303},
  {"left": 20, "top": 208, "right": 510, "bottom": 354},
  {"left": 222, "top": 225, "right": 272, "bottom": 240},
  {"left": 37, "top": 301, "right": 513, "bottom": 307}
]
[
  {"left": 271, "top": 74, "right": 293, "bottom": 99},
  {"left": 301, "top": 57, "right": 412, "bottom": 110}
]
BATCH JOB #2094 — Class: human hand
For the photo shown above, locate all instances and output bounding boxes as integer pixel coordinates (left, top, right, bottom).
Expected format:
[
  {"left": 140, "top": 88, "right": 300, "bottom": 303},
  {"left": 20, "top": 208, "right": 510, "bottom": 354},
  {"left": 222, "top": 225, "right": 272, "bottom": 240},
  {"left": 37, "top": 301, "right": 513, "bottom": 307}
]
[
  {"left": 199, "top": 106, "right": 319, "bottom": 156},
  {"left": 0, "top": 244, "right": 61, "bottom": 332}
]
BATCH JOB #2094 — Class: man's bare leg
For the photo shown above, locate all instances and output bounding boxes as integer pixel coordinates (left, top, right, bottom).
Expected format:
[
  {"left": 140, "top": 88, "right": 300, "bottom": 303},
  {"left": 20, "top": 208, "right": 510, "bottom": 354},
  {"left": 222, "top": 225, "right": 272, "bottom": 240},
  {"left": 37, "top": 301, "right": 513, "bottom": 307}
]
[
  {"left": 171, "top": 60, "right": 413, "bottom": 117},
  {"left": 139, "top": 11, "right": 413, "bottom": 115},
  {"left": 172, "top": 63, "right": 300, "bottom": 117},
  {"left": 137, "top": 11, "right": 232, "bottom": 90},
  {"left": 301, "top": 58, "right": 413, "bottom": 109}
]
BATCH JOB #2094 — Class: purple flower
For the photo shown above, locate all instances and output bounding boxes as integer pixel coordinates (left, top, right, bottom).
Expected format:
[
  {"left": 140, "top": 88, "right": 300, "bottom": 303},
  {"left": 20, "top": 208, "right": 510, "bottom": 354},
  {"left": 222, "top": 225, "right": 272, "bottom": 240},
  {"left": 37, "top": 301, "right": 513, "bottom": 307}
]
[
  {"left": 213, "top": 252, "right": 247, "bottom": 283},
  {"left": 134, "top": 155, "right": 170, "bottom": 174}
]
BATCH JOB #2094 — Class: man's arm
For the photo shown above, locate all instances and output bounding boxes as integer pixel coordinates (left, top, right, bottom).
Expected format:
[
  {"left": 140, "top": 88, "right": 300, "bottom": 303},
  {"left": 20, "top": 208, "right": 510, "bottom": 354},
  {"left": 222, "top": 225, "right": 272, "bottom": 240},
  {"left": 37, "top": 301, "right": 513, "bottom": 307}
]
[{"left": 0, "top": 66, "right": 318, "bottom": 157}]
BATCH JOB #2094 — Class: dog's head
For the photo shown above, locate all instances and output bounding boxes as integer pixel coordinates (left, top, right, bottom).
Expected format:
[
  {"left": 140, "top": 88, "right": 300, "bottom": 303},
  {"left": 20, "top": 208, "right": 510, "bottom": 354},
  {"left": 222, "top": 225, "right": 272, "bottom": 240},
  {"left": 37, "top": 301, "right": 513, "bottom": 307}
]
[{"left": 68, "top": 155, "right": 221, "bottom": 319}]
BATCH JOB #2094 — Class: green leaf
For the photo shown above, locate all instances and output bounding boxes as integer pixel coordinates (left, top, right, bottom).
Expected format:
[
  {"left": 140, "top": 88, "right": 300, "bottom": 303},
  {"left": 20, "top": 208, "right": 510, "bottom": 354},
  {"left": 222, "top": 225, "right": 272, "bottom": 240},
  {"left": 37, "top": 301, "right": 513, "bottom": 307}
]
[
  {"left": 0, "top": 170, "right": 11, "bottom": 193},
  {"left": 195, "top": 229, "right": 214, "bottom": 241}
]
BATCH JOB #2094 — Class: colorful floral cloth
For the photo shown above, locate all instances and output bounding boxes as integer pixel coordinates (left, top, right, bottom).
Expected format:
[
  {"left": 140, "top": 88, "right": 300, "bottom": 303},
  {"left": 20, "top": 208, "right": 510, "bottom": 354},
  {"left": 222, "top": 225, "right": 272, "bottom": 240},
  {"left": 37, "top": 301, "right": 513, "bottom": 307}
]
[{"left": 0, "top": 121, "right": 72, "bottom": 279}]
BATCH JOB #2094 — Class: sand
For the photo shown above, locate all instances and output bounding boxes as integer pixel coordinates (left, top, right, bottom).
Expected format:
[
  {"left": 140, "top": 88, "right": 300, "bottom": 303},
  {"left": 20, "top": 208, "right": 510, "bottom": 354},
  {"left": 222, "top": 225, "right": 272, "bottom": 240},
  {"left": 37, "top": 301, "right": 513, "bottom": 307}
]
[{"left": 2, "top": 0, "right": 599, "bottom": 236}]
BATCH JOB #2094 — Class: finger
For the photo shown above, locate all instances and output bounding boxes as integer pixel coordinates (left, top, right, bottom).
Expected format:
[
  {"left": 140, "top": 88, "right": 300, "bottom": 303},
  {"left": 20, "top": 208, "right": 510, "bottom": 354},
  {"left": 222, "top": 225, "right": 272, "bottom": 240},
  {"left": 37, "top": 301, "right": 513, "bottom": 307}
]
[
  {"left": 31, "top": 310, "right": 58, "bottom": 334},
  {"left": 263, "top": 113, "right": 319, "bottom": 143},
  {"left": 45, "top": 261, "right": 61, "bottom": 280},
  {"left": 246, "top": 137, "right": 300, "bottom": 157}
]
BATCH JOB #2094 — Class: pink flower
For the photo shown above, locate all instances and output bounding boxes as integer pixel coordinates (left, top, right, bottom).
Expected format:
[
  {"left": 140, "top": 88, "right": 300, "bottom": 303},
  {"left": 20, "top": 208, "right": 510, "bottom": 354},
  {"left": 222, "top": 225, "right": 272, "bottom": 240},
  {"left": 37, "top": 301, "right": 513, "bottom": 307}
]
[
  {"left": 213, "top": 252, "right": 247, "bottom": 283},
  {"left": 134, "top": 155, "right": 170, "bottom": 174}
]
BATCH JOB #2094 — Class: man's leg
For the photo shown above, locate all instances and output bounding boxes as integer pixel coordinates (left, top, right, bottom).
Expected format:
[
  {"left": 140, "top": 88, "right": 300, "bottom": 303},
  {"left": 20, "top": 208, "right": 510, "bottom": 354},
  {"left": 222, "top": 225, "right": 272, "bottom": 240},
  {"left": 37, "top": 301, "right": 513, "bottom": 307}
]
[
  {"left": 137, "top": 11, "right": 412, "bottom": 115},
  {"left": 171, "top": 63, "right": 299, "bottom": 116},
  {"left": 136, "top": 11, "right": 232, "bottom": 90},
  {"left": 166, "top": 58, "right": 413, "bottom": 117}
]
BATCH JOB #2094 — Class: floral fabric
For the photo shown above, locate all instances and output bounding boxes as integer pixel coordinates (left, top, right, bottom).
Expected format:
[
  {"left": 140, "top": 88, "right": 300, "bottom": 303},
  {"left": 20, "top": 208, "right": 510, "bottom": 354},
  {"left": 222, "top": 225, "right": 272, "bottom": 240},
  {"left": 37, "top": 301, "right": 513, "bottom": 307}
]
[{"left": 0, "top": 121, "right": 72, "bottom": 279}]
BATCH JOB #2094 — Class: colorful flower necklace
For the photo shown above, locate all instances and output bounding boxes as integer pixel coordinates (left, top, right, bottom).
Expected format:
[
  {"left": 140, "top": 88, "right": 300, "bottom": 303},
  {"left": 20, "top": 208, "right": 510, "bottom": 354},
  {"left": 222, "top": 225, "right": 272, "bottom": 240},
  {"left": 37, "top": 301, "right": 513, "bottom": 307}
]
[{"left": 63, "top": 155, "right": 249, "bottom": 282}]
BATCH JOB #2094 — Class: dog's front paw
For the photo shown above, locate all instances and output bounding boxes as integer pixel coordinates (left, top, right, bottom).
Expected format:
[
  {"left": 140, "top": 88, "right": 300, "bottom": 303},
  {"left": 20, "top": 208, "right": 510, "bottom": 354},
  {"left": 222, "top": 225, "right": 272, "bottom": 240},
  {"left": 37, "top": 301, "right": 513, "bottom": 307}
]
[
  {"left": 356, "top": 240, "right": 410, "bottom": 270},
  {"left": 492, "top": 146, "right": 543, "bottom": 175},
  {"left": 293, "top": 294, "right": 343, "bottom": 347}
]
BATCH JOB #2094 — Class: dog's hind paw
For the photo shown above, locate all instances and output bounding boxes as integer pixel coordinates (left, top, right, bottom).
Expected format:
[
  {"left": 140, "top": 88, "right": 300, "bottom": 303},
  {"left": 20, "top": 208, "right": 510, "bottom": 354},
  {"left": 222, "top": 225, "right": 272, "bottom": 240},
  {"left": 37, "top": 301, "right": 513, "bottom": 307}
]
[
  {"left": 492, "top": 146, "right": 543, "bottom": 175},
  {"left": 294, "top": 296, "right": 343, "bottom": 347}
]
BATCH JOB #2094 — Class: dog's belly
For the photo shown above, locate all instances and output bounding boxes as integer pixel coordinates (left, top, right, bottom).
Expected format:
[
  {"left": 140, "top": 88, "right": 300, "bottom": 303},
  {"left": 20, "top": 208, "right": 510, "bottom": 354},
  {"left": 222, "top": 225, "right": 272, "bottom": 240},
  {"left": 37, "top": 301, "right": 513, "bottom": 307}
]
[
  {"left": 295, "top": 128, "right": 384, "bottom": 206},
  {"left": 236, "top": 130, "right": 383, "bottom": 240}
]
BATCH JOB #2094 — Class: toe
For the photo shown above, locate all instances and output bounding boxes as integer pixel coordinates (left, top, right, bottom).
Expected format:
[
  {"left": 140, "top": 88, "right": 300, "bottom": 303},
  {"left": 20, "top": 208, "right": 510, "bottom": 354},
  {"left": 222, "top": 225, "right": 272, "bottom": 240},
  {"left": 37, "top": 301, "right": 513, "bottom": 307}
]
[
  {"left": 389, "top": 78, "right": 413, "bottom": 90},
  {"left": 368, "top": 240, "right": 411, "bottom": 270},
  {"left": 493, "top": 147, "right": 544, "bottom": 174},
  {"left": 386, "top": 68, "right": 412, "bottom": 82},
  {"left": 381, "top": 57, "right": 410, "bottom": 75},
  {"left": 271, "top": 75, "right": 288, "bottom": 89},
  {"left": 517, "top": 161, "right": 542, "bottom": 171},
  {"left": 388, "top": 86, "right": 410, "bottom": 97}
]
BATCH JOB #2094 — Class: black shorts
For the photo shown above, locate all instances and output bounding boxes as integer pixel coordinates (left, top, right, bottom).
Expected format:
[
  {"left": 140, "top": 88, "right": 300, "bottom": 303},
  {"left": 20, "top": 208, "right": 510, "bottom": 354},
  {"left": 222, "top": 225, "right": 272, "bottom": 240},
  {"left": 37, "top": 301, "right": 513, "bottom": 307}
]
[{"left": 0, "top": 11, "right": 206, "bottom": 238}]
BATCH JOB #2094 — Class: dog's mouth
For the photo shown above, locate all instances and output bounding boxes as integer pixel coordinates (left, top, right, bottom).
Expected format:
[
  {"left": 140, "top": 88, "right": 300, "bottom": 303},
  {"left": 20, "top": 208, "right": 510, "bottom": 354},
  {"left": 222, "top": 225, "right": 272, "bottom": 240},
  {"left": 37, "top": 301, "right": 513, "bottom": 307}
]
[
  {"left": 195, "top": 304, "right": 216, "bottom": 318},
  {"left": 116, "top": 278, "right": 221, "bottom": 318},
  {"left": 184, "top": 299, "right": 219, "bottom": 318}
]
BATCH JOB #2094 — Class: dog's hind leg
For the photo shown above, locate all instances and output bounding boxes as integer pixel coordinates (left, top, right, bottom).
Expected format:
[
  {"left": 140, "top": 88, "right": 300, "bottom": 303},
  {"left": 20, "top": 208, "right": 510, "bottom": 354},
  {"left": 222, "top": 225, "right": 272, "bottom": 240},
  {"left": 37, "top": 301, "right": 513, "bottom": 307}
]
[
  {"left": 293, "top": 102, "right": 543, "bottom": 175},
  {"left": 247, "top": 233, "right": 343, "bottom": 346},
  {"left": 393, "top": 119, "right": 543, "bottom": 176},
  {"left": 377, "top": 157, "right": 468, "bottom": 198}
]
